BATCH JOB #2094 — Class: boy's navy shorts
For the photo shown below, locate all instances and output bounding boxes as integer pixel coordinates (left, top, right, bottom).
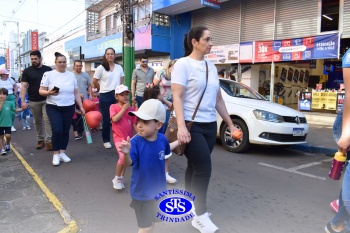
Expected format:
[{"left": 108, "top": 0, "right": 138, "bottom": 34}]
[
  {"left": 130, "top": 199, "right": 160, "bottom": 228},
  {"left": 0, "top": 127, "right": 11, "bottom": 135}
]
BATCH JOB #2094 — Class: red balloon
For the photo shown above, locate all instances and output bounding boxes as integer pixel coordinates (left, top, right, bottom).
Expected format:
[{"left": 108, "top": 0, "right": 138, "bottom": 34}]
[
  {"left": 85, "top": 111, "right": 102, "bottom": 128},
  {"left": 83, "top": 99, "right": 96, "bottom": 113}
]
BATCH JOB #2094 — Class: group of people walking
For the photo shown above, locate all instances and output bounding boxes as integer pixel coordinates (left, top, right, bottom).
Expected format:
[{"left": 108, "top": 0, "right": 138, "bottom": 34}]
[{"left": 0, "top": 26, "right": 243, "bottom": 233}]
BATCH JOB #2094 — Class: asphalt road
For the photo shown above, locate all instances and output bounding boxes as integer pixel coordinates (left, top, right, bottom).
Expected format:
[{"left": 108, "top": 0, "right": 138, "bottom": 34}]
[{"left": 11, "top": 124, "right": 341, "bottom": 233}]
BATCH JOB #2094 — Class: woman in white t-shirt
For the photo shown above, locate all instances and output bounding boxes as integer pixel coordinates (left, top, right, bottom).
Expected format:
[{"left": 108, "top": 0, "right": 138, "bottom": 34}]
[
  {"left": 39, "top": 52, "right": 85, "bottom": 166},
  {"left": 92, "top": 47, "right": 124, "bottom": 149},
  {"left": 171, "top": 26, "right": 240, "bottom": 233}
]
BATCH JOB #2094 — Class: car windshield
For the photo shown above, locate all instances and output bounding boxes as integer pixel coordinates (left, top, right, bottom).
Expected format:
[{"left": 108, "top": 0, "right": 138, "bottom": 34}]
[{"left": 219, "top": 79, "right": 267, "bottom": 100}]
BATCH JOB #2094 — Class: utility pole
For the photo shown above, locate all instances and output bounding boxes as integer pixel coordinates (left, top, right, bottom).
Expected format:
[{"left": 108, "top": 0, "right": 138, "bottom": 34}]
[{"left": 120, "top": 0, "right": 135, "bottom": 90}]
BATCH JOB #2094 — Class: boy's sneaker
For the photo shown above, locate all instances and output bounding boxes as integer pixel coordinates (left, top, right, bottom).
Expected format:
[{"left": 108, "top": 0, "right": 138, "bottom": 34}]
[
  {"left": 52, "top": 154, "right": 60, "bottom": 166},
  {"left": 26, "top": 126, "right": 31, "bottom": 130},
  {"left": 192, "top": 212, "right": 219, "bottom": 233},
  {"left": 166, "top": 172, "right": 177, "bottom": 184},
  {"left": 1, "top": 149, "right": 6, "bottom": 156},
  {"left": 112, "top": 177, "right": 124, "bottom": 190},
  {"left": 75, "top": 134, "right": 84, "bottom": 140},
  {"left": 5, "top": 144, "right": 10, "bottom": 152},
  {"left": 330, "top": 199, "right": 339, "bottom": 213},
  {"left": 11, "top": 126, "right": 16, "bottom": 132},
  {"left": 59, "top": 153, "right": 71, "bottom": 163},
  {"left": 22, "top": 127, "right": 26, "bottom": 131}
]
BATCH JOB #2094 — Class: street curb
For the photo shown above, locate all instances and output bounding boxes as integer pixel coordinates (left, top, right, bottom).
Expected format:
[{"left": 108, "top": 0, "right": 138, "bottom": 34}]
[
  {"left": 10, "top": 144, "right": 80, "bottom": 233},
  {"left": 289, "top": 143, "right": 337, "bottom": 156}
]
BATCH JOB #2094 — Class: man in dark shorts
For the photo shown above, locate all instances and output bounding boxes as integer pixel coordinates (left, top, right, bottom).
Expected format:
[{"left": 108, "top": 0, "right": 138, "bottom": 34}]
[{"left": 21, "top": 50, "right": 53, "bottom": 150}]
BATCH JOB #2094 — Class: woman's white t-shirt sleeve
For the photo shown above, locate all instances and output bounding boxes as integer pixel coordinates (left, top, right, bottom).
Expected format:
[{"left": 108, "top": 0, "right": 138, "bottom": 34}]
[
  {"left": 40, "top": 72, "right": 50, "bottom": 87},
  {"left": 93, "top": 65, "right": 103, "bottom": 80},
  {"left": 171, "top": 59, "right": 188, "bottom": 86},
  {"left": 9, "top": 78, "right": 15, "bottom": 85},
  {"left": 119, "top": 66, "right": 125, "bottom": 78}
]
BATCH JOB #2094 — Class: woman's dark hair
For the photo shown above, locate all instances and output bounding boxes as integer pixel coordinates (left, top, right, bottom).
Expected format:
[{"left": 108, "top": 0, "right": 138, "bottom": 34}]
[
  {"left": 102, "top": 47, "right": 115, "bottom": 71},
  {"left": 142, "top": 84, "right": 160, "bottom": 103},
  {"left": 184, "top": 26, "right": 208, "bottom": 56},
  {"left": 54, "top": 52, "right": 65, "bottom": 61}
]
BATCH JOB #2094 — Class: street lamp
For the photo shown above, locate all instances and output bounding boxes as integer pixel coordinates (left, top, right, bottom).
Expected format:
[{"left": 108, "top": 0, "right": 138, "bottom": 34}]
[{"left": 3, "top": 21, "right": 21, "bottom": 78}]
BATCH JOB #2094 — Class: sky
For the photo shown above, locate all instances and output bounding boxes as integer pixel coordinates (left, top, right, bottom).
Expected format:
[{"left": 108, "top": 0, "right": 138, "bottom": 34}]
[{"left": 0, "top": 0, "right": 87, "bottom": 48}]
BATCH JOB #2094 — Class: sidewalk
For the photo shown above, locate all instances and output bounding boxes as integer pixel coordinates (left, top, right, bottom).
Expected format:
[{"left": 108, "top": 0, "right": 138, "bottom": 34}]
[
  {"left": 290, "top": 111, "right": 338, "bottom": 155},
  {"left": 0, "top": 145, "right": 71, "bottom": 233}
]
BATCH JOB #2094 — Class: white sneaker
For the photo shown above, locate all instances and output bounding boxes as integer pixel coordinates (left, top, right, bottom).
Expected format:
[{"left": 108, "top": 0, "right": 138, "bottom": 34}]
[
  {"left": 52, "top": 154, "right": 60, "bottom": 166},
  {"left": 166, "top": 172, "right": 177, "bottom": 184},
  {"left": 26, "top": 126, "right": 31, "bottom": 130},
  {"left": 192, "top": 212, "right": 219, "bottom": 233},
  {"left": 59, "top": 153, "right": 71, "bottom": 163},
  {"left": 103, "top": 142, "right": 112, "bottom": 149},
  {"left": 11, "top": 126, "right": 16, "bottom": 132},
  {"left": 112, "top": 177, "right": 124, "bottom": 190},
  {"left": 22, "top": 127, "right": 26, "bottom": 131}
]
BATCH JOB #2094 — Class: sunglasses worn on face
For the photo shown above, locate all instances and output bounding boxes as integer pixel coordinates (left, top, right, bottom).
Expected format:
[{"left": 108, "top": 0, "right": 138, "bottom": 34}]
[{"left": 141, "top": 60, "right": 148, "bottom": 63}]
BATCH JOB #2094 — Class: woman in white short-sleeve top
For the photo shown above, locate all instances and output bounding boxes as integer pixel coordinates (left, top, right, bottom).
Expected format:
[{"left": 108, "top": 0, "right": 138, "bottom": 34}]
[
  {"left": 92, "top": 47, "right": 124, "bottom": 149},
  {"left": 39, "top": 52, "right": 85, "bottom": 166},
  {"left": 171, "top": 26, "right": 240, "bottom": 233}
]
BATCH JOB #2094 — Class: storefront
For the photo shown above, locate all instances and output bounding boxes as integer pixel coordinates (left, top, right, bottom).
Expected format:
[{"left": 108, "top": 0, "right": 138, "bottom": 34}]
[
  {"left": 64, "top": 24, "right": 171, "bottom": 77},
  {"left": 188, "top": 0, "right": 345, "bottom": 112}
]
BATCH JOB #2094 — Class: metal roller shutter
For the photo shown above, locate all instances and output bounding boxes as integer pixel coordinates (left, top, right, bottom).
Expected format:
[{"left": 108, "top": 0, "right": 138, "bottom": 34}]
[
  {"left": 192, "top": 0, "right": 240, "bottom": 45},
  {"left": 275, "top": 0, "right": 318, "bottom": 39},
  {"left": 343, "top": 0, "right": 350, "bottom": 38},
  {"left": 241, "top": 0, "right": 275, "bottom": 42}
]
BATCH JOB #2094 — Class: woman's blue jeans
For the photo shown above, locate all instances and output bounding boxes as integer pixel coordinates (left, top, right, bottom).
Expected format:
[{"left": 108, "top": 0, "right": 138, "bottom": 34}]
[
  {"left": 99, "top": 91, "right": 116, "bottom": 143},
  {"left": 46, "top": 104, "right": 75, "bottom": 151}
]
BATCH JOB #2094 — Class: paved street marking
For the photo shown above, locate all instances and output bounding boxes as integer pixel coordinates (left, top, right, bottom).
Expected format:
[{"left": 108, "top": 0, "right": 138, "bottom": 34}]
[
  {"left": 11, "top": 144, "right": 79, "bottom": 233},
  {"left": 287, "top": 158, "right": 333, "bottom": 171},
  {"left": 258, "top": 158, "right": 332, "bottom": 181}
]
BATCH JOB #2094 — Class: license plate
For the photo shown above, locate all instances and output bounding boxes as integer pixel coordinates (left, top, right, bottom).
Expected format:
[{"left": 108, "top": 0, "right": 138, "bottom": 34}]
[{"left": 293, "top": 128, "right": 305, "bottom": 136}]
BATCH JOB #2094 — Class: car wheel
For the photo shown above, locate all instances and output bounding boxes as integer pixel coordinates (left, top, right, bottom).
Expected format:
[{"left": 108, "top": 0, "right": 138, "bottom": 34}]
[{"left": 220, "top": 118, "right": 250, "bottom": 153}]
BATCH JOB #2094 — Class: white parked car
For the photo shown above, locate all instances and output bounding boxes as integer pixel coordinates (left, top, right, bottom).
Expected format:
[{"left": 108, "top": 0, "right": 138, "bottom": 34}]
[{"left": 217, "top": 79, "right": 309, "bottom": 153}]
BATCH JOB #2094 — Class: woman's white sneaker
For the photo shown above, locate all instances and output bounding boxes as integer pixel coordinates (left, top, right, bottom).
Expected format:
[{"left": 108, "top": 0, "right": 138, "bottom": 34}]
[
  {"left": 166, "top": 172, "right": 177, "bottom": 183},
  {"left": 103, "top": 142, "right": 112, "bottom": 149},
  {"left": 59, "top": 153, "right": 71, "bottom": 163},
  {"left": 191, "top": 212, "right": 219, "bottom": 233},
  {"left": 52, "top": 154, "right": 60, "bottom": 166}
]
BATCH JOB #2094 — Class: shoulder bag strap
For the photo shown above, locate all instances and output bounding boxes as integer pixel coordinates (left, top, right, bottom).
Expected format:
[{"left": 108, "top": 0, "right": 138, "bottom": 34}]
[{"left": 190, "top": 61, "right": 208, "bottom": 121}]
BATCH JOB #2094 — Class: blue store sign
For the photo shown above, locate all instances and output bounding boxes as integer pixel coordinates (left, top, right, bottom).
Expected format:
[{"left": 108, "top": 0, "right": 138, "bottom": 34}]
[{"left": 201, "top": 0, "right": 221, "bottom": 9}]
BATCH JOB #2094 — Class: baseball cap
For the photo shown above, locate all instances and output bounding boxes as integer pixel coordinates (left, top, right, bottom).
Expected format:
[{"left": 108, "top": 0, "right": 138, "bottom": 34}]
[
  {"left": 0, "top": 68, "right": 10, "bottom": 75},
  {"left": 115, "top": 84, "right": 130, "bottom": 94},
  {"left": 129, "top": 99, "right": 166, "bottom": 123}
]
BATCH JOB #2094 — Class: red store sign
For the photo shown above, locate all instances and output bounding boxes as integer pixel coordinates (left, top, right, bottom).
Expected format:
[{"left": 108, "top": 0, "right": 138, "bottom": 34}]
[{"left": 31, "top": 31, "right": 39, "bottom": 50}]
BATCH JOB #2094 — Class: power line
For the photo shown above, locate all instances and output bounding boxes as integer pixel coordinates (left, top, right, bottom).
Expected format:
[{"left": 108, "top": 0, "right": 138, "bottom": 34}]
[
  {"left": 44, "top": 0, "right": 100, "bottom": 39},
  {"left": 40, "top": 0, "right": 117, "bottom": 51},
  {"left": 10, "top": 0, "right": 26, "bottom": 19}
]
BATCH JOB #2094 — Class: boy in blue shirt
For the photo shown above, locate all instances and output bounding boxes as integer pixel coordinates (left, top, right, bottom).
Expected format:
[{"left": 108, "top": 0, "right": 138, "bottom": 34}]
[
  {"left": 119, "top": 99, "right": 177, "bottom": 233},
  {"left": 0, "top": 88, "right": 22, "bottom": 155}
]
